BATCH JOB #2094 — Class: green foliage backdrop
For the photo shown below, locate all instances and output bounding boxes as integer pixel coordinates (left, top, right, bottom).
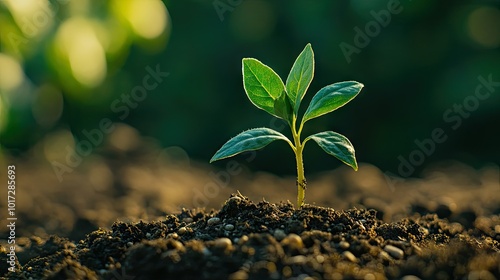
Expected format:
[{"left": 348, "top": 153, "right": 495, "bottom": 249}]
[{"left": 1, "top": 0, "right": 499, "bottom": 176}]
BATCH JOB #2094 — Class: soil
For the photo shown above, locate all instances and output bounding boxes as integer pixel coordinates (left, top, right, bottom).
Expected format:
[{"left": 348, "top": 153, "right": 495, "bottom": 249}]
[{"left": 0, "top": 125, "right": 499, "bottom": 279}]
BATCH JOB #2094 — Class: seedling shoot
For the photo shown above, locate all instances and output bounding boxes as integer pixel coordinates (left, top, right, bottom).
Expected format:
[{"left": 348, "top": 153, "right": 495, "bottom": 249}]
[{"left": 210, "top": 44, "right": 364, "bottom": 208}]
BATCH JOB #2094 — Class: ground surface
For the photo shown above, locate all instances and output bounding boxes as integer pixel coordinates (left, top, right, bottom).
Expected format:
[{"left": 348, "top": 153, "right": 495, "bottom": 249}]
[{"left": 0, "top": 125, "right": 499, "bottom": 279}]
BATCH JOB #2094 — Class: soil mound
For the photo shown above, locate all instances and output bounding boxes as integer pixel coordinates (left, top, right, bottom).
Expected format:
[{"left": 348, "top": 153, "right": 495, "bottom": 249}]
[{"left": 2, "top": 193, "right": 499, "bottom": 279}]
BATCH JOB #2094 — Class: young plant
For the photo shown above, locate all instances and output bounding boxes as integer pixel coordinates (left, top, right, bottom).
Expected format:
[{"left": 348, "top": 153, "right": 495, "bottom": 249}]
[{"left": 210, "top": 43, "right": 364, "bottom": 208}]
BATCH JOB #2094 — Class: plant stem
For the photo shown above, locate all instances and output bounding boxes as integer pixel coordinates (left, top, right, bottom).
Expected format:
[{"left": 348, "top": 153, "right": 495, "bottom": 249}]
[
  {"left": 295, "top": 144, "right": 306, "bottom": 208},
  {"left": 292, "top": 116, "right": 306, "bottom": 208}
]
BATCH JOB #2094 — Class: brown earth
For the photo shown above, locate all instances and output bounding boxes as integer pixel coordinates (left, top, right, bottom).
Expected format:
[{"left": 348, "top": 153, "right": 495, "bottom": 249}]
[{"left": 0, "top": 125, "right": 499, "bottom": 279}]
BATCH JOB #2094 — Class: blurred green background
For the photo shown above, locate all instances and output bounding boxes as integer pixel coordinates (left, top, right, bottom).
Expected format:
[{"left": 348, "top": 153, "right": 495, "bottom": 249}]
[{"left": 0, "top": 0, "right": 499, "bottom": 177}]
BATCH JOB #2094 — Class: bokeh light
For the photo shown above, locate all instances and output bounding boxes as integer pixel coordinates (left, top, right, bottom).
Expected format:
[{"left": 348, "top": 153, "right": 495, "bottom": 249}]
[
  {"left": 55, "top": 17, "right": 107, "bottom": 88},
  {"left": 3, "top": 0, "right": 53, "bottom": 39},
  {"left": 0, "top": 53, "right": 23, "bottom": 92},
  {"left": 467, "top": 6, "right": 500, "bottom": 48},
  {"left": 119, "top": 0, "right": 169, "bottom": 39},
  {"left": 42, "top": 129, "right": 75, "bottom": 163}
]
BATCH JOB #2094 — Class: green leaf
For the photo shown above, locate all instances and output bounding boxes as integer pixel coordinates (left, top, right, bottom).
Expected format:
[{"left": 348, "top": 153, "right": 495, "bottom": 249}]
[
  {"left": 273, "top": 90, "right": 293, "bottom": 126},
  {"left": 304, "top": 131, "right": 358, "bottom": 171},
  {"left": 302, "top": 81, "right": 364, "bottom": 124},
  {"left": 242, "top": 58, "right": 285, "bottom": 118},
  {"left": 285, "top": 43, "right": 314, "bottom": 113},
  {"left": 210, "top": 128, "right": 290, "bottom": 163}
]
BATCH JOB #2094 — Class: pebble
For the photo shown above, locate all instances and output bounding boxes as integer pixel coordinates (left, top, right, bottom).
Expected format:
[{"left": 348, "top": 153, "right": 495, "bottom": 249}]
[
  {"left": 224, "top": 224, "right": 235, "bottom": 231},
  {"left": 467, "top": 270, "right": 496, "bottom": 280},
  {"left": 339, "top": 241, "right": 350, "bottom": 250},
  {"left": 167, "top": 232, "right": 179, "bottom": 239},
  {"left": 273, "top": 229, "right": 286, "bottom": 241},
  {"left": 342, "top": 251, "right": 358, "bottom": 263},
  {"left": 281, "top": 234, "right": 304, "bottom": 250},
  {"left": 214, "top": 237, "right": 232, "bottom": 249},
  {"left": 287, "top": 255, "right": 307, "bottom": 265},
  {"left": 364, "top": 274, "right": 376, "bottom": 280},
  {"left": 145, "top": 233, "right": 151, "bottom": 239},
  {"left": 400, "top": 276, "right": 422, "bottom": 280},
  {"left": 182, "top": 217, "right": 193, "bottom": 223},
  {"left": 170, "top": 240, "right": 184, "bottom": 250},
  {"left": 178, "top": 227, "right": 187, "bottom": 235},
  {"left": 126, "top": 242, "right": 133, "bottom": 247},
  {"left": 202, "top": 247, "right": 211, "bottom": 256},
  {"left": 229, "top": 270, "right": 248, "bottom": 280},
  {"left": 315, "top": 255, "right": 325, "bottom": 264},
  {"left": 378, "top": 250, "right": 391, "bottom": 261},
  {"left": 207, "top": 217, "right": 221, "bottom": 226},
  {"left": 384, "top": 245, "right": 404, "bottom": 259}
]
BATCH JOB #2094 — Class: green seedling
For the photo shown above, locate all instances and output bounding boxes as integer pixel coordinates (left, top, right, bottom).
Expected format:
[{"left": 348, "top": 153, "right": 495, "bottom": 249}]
[{"left": 210, "top": 43, "right": 364, "bottom": 208}]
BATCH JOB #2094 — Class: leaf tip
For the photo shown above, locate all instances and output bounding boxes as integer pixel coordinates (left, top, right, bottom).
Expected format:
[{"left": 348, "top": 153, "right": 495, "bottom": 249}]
[
  {"left": 352, "top": 161, "right": 359, "bottom": 171},
  {"left": 209, "top": 154, "right": 222, "bottom": 163}
]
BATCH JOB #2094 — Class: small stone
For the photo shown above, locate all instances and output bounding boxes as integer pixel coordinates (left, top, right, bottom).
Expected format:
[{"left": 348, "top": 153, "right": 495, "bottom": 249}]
[
  {"left": 207, "top": 217, "right": 221, "bottom": 226},
  {"left": 364, "top": 274, "right": 376, "bottom": 280},
  {"left": 229, "top": 270, "right": 248, "bottom": 280},
  {"left": 281, "top": 234, "right": 303, "bottom": 250},
  {"left": 315, "top": 255, "right": 325, "bottom": 264},
  {"left": 273, "top": 229, "right": 286, "bottom": 241},
  {"left": 400, "top": 276, "right": 422, "bottom": 280},
  {"left": 178, "top": 227, "right": 187, "bottom": 235},
  {"left": 287, "top": 255, "right": 307, "bottom": 265},
  {"left": 170, "top": 240, "right": 184, "bottom": 250},
  {"left": 167, "top": 232, "right": 179, "bottom": 239},
  {"left": 378, "top": 250, "right": 391, "bottom": 261},
  {"left": 126, "top": 242, "right": 133, "bottom": 247},
  {"left": 182, "top": 217, "right": 193, "bottom": 223},
  {"left": 145, "top": 233, "right": 151, "bottom": 239},
  {"left": 214, "top": 237, "right": 232, "bottom": 249},
  {"left": 384, "top": 245, "right": 404, "bottom": 259},
  {"left": 467, "top": 270, "right": 496, "bottom": 280},
  {"left": 342, "top": 251, "right": 358, "bottom": 263},
  {"left": 238, "top": 235, "right": 249, "bottom": 245},
  {"left": 202, "top": 247, "right": 211, "bottom": 256},
  {"left": 339, "top": 241, "right": 350, "bottom": 250},
  {"left": 224, "top": 224, "right": 235, "bottom": 231}
]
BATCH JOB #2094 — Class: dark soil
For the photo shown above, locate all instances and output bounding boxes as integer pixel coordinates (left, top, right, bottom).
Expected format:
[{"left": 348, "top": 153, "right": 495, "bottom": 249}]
[
  {"left": 2, "top": 191, "right": 499, "bottom": 280},
  {"left": 1, "top": 126, "right": 499, "bottom": 279}
]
